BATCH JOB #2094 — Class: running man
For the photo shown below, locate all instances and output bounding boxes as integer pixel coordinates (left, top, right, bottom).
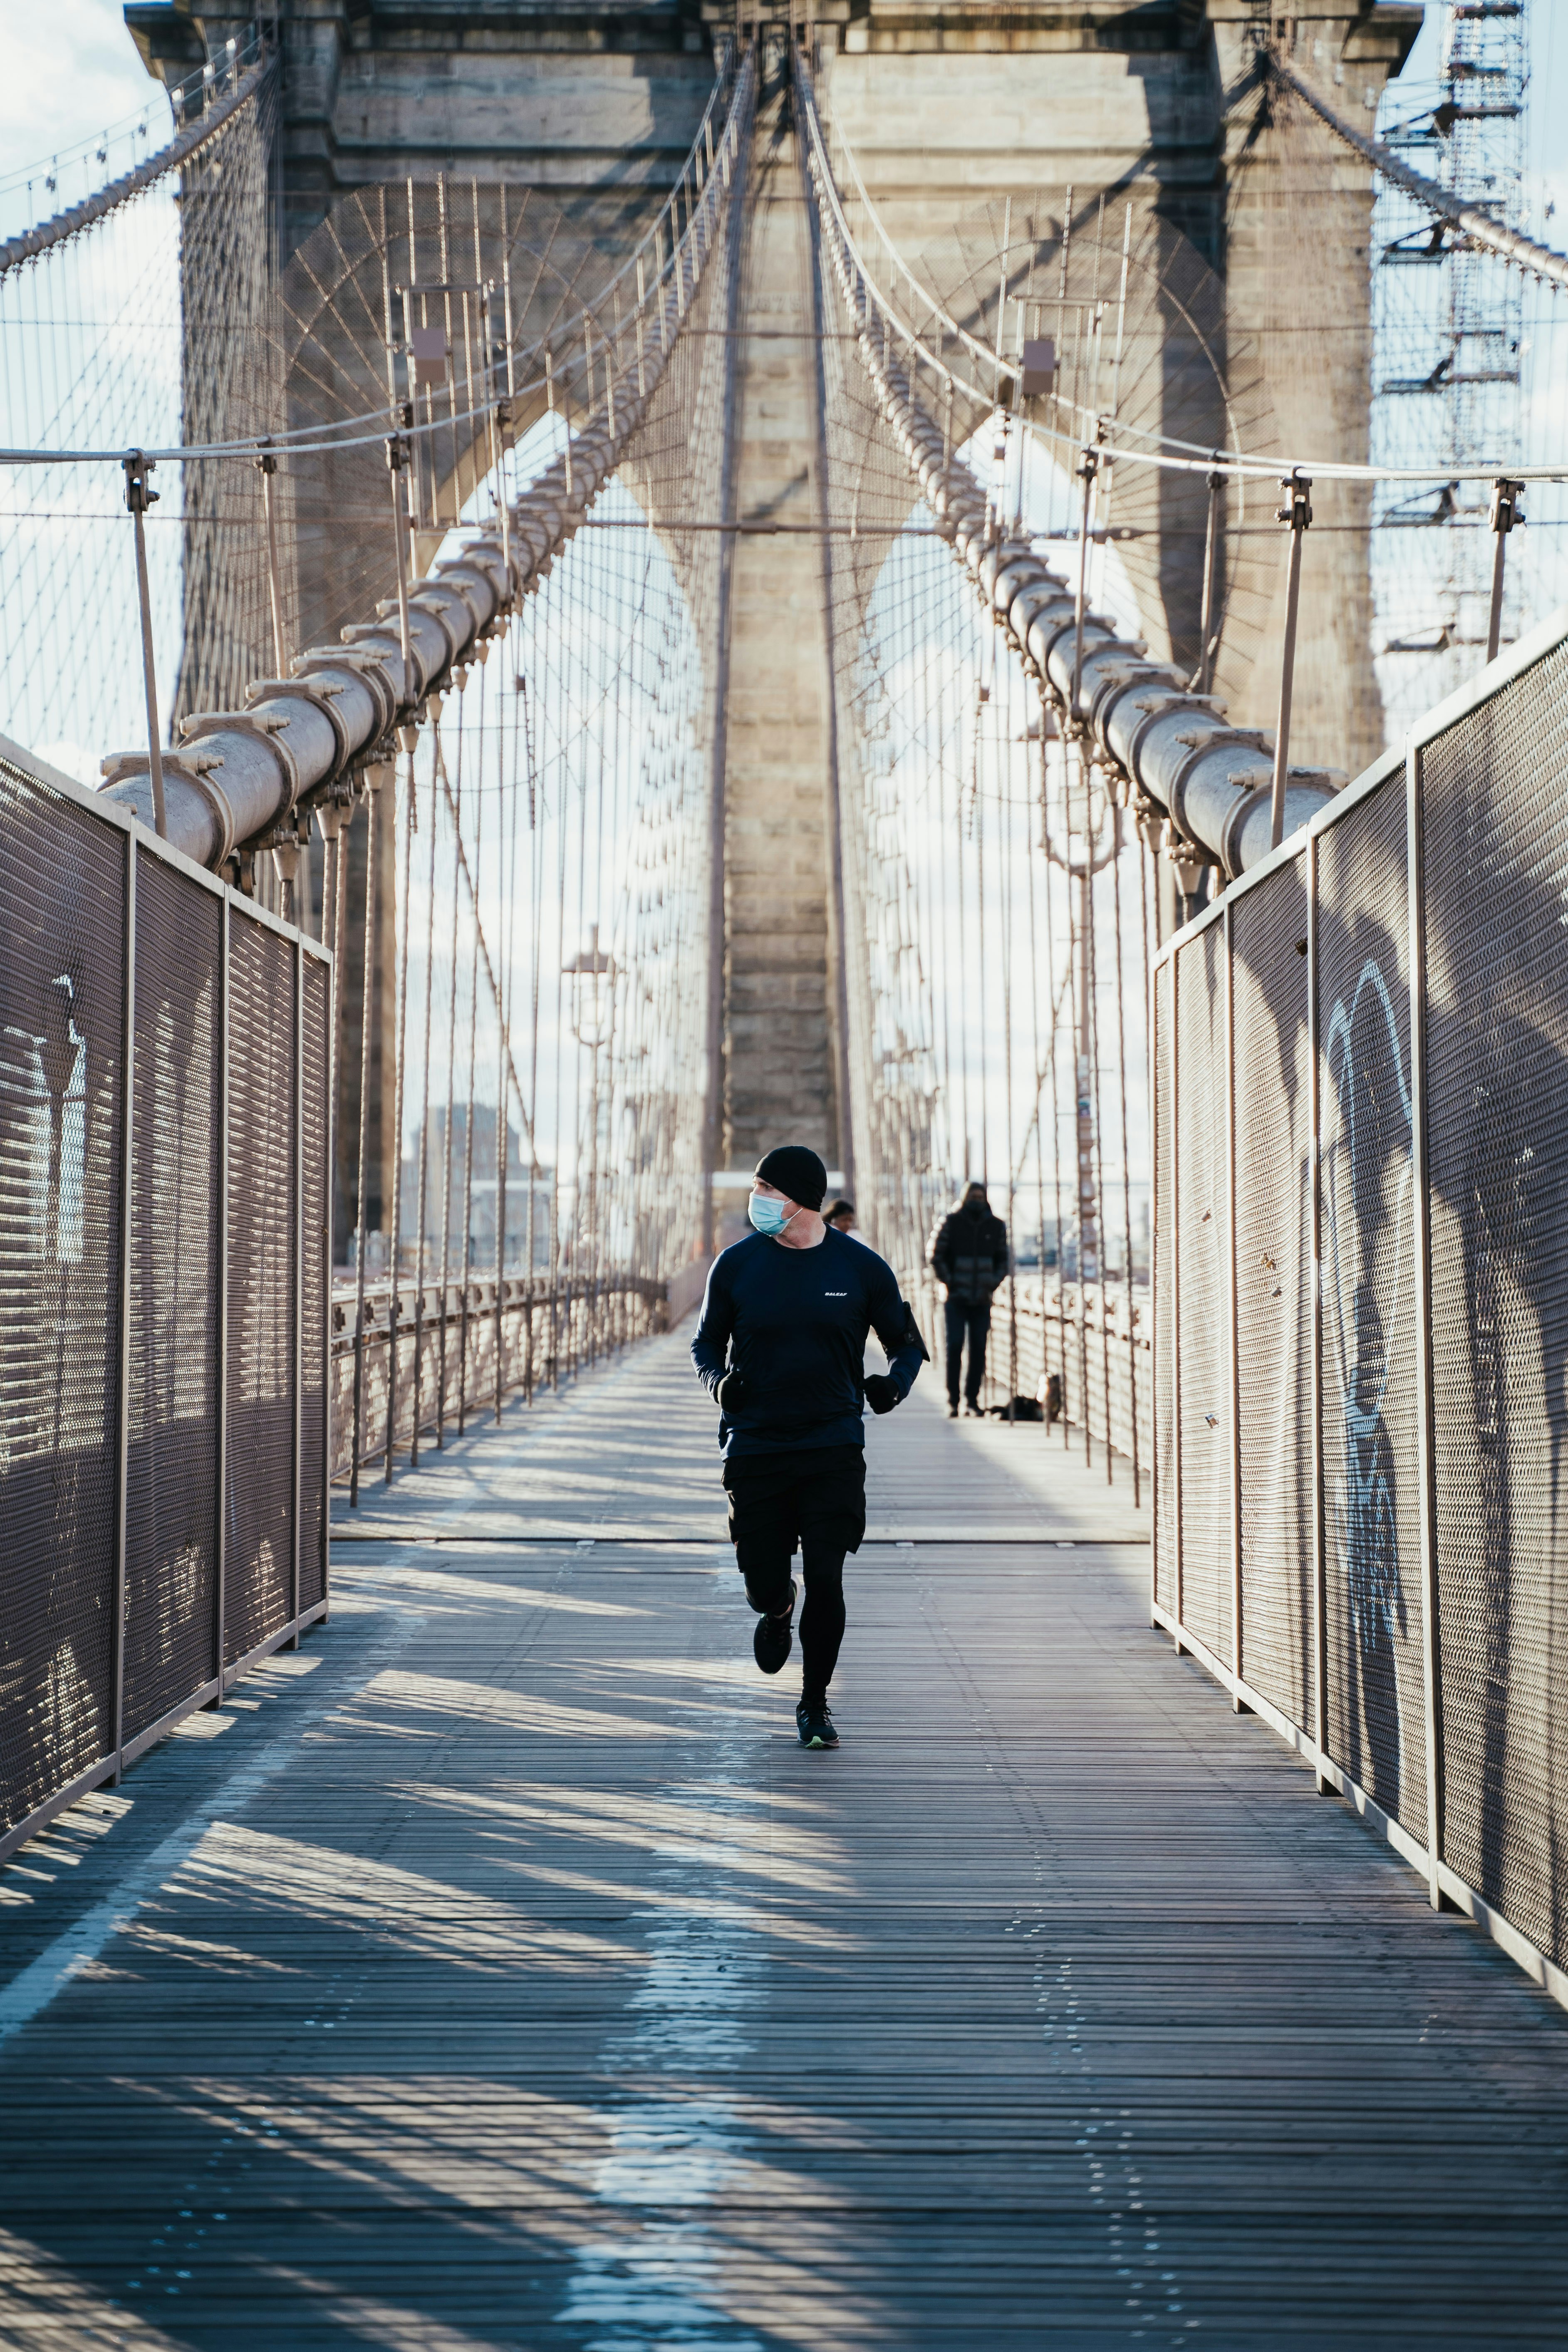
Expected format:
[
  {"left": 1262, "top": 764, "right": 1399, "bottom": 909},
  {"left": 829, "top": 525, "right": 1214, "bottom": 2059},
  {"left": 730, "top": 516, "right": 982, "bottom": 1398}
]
[{"left": 691, "top": 1145, "right": 927, "bottom": 1748}]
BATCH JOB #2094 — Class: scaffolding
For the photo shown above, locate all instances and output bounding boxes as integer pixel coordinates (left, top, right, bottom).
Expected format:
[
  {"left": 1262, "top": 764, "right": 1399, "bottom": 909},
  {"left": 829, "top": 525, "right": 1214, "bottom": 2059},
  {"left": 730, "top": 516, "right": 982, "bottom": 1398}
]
[{"left": 1372, "top": 1, "right": 1528, "bottom": 733}]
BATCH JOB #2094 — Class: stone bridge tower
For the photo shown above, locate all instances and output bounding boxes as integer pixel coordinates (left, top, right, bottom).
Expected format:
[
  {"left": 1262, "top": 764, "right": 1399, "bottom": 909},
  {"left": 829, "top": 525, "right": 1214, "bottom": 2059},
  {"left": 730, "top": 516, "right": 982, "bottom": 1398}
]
[{"left": 127, "top": 0, "right": 1419, "bottom": 1234}]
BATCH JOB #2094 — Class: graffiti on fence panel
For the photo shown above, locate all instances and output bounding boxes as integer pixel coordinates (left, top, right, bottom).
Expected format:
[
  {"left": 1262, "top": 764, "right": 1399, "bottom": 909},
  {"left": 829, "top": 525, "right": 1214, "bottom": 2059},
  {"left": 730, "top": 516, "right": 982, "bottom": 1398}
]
[{"left": 1322, "top": 955, "right": 1413, "bottom": 1807}]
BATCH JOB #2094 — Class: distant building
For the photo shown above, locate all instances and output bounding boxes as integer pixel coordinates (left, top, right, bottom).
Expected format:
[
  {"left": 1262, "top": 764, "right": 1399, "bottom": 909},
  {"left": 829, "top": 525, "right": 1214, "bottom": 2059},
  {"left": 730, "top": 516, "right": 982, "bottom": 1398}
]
[{"left": 399, "top": 1106, "right": 554, "bottom": 1274}]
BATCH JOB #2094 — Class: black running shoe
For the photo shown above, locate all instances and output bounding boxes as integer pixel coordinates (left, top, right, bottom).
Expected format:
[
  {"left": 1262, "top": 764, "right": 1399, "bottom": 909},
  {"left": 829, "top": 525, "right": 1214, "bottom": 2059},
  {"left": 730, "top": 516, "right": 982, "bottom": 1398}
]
[
  {"left": 753, "top": 1581, "right": 797, "bottom": 1676},
  {"left": 796, "top": 1694, "right": 839, "bottom": 1749}
]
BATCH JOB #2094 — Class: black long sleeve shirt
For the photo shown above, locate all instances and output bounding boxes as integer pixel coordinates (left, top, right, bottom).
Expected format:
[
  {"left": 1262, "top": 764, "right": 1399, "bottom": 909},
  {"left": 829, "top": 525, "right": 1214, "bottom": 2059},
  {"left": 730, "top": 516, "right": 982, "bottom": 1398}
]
[{"left": 691, "top": 1227, "right": 925, "bottom": 1457}]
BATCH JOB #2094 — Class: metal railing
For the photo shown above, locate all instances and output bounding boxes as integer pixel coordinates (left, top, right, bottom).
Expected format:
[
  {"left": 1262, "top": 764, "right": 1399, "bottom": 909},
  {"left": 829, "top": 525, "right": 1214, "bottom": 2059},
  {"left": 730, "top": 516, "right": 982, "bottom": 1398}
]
[
  {"left": 1153, "top": 605, "right": 1568, "bottom": 2009},
  {"left": 908, "top": 1271, "right": 1150, "bottom": 1470},
  {"left": 0, "top": 734, "right": 330, "bottom": 1865},
  {"left": 331, "top": 1270, "right": 681, "bottom": 1484}
]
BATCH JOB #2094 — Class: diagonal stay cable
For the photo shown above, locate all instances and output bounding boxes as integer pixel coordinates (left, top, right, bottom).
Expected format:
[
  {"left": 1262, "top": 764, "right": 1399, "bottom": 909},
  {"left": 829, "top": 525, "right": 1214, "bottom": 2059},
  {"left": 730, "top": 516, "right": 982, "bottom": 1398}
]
[{"left": 435, "top": 733, "right": 541, "bottom": 1170}]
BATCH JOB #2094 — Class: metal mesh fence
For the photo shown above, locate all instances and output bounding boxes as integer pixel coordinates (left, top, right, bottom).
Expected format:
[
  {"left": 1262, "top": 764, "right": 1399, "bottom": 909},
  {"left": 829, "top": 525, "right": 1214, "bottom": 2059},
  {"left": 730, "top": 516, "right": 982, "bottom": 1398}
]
[
  {"left": 1154, "top": 615, "right": 1568, "bottom": 1989},
  {"left": 1318, "top": 769, "right": 1424, "bottom": 1841},
  {"left": 123, "top": 849, "right": 222, "bottom": 1743},
  {"left": 300, "top": 956, "right": 329, "bottom": 1615},
  {"left": 0, "top": 743, "right": 329, "bottom": 1860},
  {"left": 1154, "top": 959, "right": 1176, "bottom": 1615},
  {"left": 224, "top": 914, "right": 298, "bottom": 1666},
  {"left": 1422, "top": 639, "right": 1568, "bottom": 1967},
  {"left": 1174, "top": 920, "right": 1231, "bottom": 1664},
  {"left": 1233, "top": 858, "right": 1314, "bottom": 1728},
  {"left": 0, "top": 752, "right": 125, "bottom": 1836}
]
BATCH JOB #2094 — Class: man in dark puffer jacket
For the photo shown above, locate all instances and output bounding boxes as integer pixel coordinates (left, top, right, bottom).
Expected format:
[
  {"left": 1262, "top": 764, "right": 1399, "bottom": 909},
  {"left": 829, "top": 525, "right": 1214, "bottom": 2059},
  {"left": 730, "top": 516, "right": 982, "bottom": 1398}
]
[{"left": 928, "top": 1182, "right": 1009, "bottom": 1416}]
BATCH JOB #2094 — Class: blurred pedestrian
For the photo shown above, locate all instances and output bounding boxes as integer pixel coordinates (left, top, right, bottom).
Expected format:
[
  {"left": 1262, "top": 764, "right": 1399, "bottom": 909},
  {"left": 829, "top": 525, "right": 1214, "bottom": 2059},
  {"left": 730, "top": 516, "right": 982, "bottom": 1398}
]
[
  {"left": 928, "top": 1181, "right": 1008, "bottom": 1416},
  {"left": 824, "top": 1198, "right": 857, "bottom": 1234}
]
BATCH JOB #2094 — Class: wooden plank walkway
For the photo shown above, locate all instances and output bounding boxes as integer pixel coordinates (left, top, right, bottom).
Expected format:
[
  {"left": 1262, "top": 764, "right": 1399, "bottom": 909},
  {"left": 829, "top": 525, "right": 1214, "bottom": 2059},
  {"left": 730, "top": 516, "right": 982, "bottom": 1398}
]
[{"left": 2, "top": 1335, "right": 1567, "bottom": 2347}]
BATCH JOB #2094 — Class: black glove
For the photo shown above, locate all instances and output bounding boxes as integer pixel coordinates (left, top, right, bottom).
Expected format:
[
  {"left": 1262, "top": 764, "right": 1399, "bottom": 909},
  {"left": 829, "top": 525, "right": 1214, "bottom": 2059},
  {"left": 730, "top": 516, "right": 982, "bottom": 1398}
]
[
  {"left": 864, "top": 1373, "right": 900, "bottom": 1416},
  {"left": 716, "top": 1369, "right": 748, "bottom": 1416}
]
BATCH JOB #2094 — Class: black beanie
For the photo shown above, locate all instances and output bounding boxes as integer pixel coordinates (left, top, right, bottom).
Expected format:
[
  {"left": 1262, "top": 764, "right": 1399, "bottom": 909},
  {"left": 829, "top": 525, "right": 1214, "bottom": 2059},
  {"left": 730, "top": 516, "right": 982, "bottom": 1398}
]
[{"left": 755, "top": 1144, "right": 827, "bottom": 1212}]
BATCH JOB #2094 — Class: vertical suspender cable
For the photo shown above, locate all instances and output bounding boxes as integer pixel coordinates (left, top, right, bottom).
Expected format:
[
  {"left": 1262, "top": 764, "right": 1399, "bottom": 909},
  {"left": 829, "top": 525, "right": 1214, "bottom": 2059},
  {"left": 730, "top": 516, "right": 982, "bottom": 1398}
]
[
  {"left": 458, "top": 668, "right": 484, "bottom": 1430},
  {"left": 348, "top": 773, "right": 381, "bottom": 1508},
  {"left": 411, "top": 720, "right": 439, "bottom": 1464},
  {"left": 436, "top": 698, "right": 463, "bottom": 1443},
  {"left": 385, "top": 744, "right": 414, "bottom": 1481},
  {"left": 1111, "top": 797, "right": 1140, "bottom": 1506},
  {"left": 1088, "top": 777, "right": 1113, "bottom": 1482}
]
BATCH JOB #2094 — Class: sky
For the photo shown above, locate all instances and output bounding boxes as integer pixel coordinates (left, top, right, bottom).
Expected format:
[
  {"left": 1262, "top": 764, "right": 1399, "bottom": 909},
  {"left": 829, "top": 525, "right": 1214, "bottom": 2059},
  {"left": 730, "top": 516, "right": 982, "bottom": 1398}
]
[
  {"left": 0, "top": 0, "right": 174, "bottom": 233},
  {"left": 7, "top": 0, "right": 159, "bottom": 136}
]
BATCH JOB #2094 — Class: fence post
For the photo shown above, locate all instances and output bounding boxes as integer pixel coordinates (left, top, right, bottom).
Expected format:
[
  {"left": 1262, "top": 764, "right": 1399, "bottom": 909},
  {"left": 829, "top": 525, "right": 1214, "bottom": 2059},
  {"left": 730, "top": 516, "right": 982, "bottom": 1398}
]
[
  {"left": 317, "top": 956, "right": 332, "bottom": 1624},
  {"left": 1197, "top": 467, "right": 1223, "bottom": 696},
  {"left": 1150, "top": 966, "right": 1162, "bottom": 1626},
  {"left": 1308, "top": 827, "right": 1329, "bottom": 1792},
  {"left": 111, "top": 834, "right": 136, "bottom": 1781},
  {"left": 1269, "top": 472, "right": 1312, "bottom": 850},
  {"left": 1485, "top": 477, "right": 1521, "bottom": 666},
  {"left": 1407, "top": 733, "right": 1445, "bottom": 1907},
  {"left": 123, "top": 453, "right": 166, "bottom": 839},
  {"left": 290, "top": 936, "right": 303, "bottom": 1645},
  {"left": 1170, "top": 945, "right": 1184, "bottom": 1648},
  {"left": 215, "top": 894, "right": 230, "bottom": 1694},
  {"left": 1224, "top": 900, "right": 1244, "bottom": 1706}
]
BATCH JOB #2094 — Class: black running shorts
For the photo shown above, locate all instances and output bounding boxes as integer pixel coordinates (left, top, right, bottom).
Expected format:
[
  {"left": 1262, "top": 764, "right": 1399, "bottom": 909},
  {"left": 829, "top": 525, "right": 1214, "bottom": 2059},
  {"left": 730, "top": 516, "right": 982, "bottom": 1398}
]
[{"left": 720, "top": 1444, "right": 867, "bottom": 1561}]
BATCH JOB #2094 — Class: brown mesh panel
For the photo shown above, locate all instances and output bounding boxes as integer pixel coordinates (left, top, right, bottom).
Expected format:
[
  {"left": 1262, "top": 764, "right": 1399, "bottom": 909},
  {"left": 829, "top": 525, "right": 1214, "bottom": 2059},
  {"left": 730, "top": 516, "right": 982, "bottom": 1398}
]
[
  {"left": 0, "top": 756, "right": 124, "bottom": 1832},
  {"left": 299, "top": 953, "right": 329, "bottom": 1613},
  {"left": 1232, "top": 857, "right": 1313, "bottom": 1726},
  {"left": 123, "top": 849, "right": 222, "bottom": 1739},
  {"left": 1317, "top": 768, "right": 1424, "bottom": 1840},
  {"left": 1422, "top": 641, "right": 1568, "bottom": 1968},
  {"left": 1154, "top": 957, "right": 1176, "bottom": 1614},
  {"left": 1174, "top": 921, "right": 1231, "bottom": 1662},
  {"left": 224, "top": 911, "right": 297, "bottom": 1664}
]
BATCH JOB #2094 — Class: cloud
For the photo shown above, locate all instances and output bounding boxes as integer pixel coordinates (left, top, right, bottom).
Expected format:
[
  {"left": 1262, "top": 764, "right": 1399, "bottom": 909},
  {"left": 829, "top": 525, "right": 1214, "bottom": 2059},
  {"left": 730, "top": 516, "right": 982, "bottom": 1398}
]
[{"left": 1, "top": 0, "right": 166, "bottom": 194}]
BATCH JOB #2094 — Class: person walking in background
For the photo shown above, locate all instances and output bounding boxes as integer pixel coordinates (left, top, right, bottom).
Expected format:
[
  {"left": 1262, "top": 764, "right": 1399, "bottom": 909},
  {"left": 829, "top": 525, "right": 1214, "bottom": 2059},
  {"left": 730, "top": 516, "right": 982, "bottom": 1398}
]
[
  {"left": 691, "top": 1146, "right": 926, "bottom": 1750},
  {"left": 824, "top": 1198, "right": 857, "bottom": 1234},
  {"left": 929, "top": 1181, "right": 1008, "bottom": 1417}
]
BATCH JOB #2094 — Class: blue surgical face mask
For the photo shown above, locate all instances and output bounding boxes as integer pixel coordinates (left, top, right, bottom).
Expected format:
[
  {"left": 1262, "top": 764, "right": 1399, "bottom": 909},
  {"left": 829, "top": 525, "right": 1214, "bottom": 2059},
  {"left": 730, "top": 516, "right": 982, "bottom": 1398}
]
[{"left": 748, "top": 1192, "right": 794, "bottom": 1236}]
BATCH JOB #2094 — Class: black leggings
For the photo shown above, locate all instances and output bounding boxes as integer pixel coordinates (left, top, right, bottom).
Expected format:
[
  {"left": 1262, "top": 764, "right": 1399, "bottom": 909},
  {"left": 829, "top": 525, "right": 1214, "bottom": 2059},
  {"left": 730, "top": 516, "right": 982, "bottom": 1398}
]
[
  {"left": 721, "top": 1445, "right": 866, "bottom": 1696},
  {"left": 944, "top": 1297, "right": 992, "bottom": 1405}
]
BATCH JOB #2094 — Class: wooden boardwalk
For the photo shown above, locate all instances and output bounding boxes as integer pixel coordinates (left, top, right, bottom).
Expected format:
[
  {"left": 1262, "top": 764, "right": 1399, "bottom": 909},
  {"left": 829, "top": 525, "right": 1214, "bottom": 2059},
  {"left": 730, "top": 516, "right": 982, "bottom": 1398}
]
[{"left": 2, "top": 1335, "right": 1567, "bottom": 2347}]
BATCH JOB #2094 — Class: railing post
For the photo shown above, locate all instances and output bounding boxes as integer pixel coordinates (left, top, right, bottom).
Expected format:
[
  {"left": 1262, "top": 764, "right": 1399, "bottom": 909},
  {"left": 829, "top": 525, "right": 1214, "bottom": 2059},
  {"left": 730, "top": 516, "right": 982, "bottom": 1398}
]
[
  {"left": 111, "top": 832, "right": 136, "bottom": 1782},
  {"left": 255, "top": 443, "right": 289, "bottom": 678},
  {"left": 1197, "top": 466, "right": 1223, "bottom": 696},
  {"left": 318, "top": 954, "right": 332, "bottom": 1624},
  {"left": 215, "top": 894, "right": 230, "bottom": 1693},
  {"left": 1407, "top": 733, "right": 1445, "bottom": 1907},
  {"left": 1308, "top": 827, "right": 1329, "bottom": 1790},
  {"left": 290, "top": 935, "right": 303, "bottom": 1644},
  {"left": 122, "top": 452, "right": 166, "bottom": 839},
  {"left": 1268, "top": 472, "right": 1312, "bottom": 850},
  {"left": 1149, "top": 972, "right": 1159, "bottom": 1624},
  {"left": 1485, "top": 477, "right": 1521, "bottom": 666},
  {"left": 1224, "top": 899, "right": 1243, "bottom": 1705},
  {"left": 1170, "top": 944, "right": 1184, "bottom": 1648}
]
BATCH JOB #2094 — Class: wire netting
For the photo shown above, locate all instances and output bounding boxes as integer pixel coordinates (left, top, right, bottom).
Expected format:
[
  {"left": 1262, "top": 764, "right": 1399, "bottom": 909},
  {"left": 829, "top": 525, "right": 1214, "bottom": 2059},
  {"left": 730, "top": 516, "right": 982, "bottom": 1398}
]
[
  {"left": 0, "top": 62, "right": 279, "bottom": 782},
  {"left": 813, "top": 162, "right": 1154, "bottom": 1446}
]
